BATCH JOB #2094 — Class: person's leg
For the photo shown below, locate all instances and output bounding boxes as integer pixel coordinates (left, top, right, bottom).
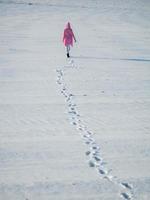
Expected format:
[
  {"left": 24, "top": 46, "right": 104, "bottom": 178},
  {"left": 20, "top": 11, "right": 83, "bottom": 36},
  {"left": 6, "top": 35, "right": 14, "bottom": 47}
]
[{"left": 66, "top": 45, "right": 70, "bottom": 57}]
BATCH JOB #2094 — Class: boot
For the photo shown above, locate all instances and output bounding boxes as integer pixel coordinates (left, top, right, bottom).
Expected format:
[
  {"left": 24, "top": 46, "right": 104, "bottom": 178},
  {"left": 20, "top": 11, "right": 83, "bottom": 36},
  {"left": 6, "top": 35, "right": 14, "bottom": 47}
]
[{"left": 67, "top": 53, "right": 70, "bottom": 58}]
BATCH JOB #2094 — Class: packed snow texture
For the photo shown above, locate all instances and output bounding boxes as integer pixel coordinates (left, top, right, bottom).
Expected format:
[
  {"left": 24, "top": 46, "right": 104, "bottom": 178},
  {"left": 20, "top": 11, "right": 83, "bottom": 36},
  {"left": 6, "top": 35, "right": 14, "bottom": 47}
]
[{"left": 0, "top": 0, "right": 150, "bottom": 200}]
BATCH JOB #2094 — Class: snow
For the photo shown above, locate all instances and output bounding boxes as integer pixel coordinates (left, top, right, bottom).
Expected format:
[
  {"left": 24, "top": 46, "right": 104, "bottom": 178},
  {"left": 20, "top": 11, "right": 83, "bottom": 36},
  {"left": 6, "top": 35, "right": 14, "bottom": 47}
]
[{"left": 0, "top": 0, "right": 150, "bottom": 200}]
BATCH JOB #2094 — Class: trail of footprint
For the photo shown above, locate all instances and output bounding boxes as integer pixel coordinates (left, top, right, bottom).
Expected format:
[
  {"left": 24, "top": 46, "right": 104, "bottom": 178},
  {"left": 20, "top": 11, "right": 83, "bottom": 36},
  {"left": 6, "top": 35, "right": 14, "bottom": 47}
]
[{"left": 56, "top": 58, "right": 134, "bottom": 200}]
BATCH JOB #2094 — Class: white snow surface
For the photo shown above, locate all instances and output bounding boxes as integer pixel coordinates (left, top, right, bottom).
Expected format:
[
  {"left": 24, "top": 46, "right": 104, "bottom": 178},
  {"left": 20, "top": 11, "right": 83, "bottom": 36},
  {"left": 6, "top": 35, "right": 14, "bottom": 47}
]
[{"left": 0, "top": 0, "right": 150, "bottom": 200}]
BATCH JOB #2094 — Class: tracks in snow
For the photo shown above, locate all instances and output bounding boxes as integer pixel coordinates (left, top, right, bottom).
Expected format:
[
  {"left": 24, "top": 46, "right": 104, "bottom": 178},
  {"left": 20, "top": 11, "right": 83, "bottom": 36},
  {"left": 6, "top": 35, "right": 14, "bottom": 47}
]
[{"left": 56, "top": 58, "right": 134, "bottom": 200}]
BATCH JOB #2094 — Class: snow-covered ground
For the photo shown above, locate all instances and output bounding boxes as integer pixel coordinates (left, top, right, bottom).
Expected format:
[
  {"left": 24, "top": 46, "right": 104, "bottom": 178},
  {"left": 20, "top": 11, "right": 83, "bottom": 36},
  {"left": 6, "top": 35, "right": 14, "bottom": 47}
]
[{"left": 0, "top": 0, "right": 150, "bottom": 200}]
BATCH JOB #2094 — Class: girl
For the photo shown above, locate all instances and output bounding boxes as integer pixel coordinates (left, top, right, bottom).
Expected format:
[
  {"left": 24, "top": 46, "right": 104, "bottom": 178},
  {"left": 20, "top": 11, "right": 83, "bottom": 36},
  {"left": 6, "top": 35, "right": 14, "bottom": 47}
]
[{"left": 63, "top": 22, "right": 76, "bottom": 58}]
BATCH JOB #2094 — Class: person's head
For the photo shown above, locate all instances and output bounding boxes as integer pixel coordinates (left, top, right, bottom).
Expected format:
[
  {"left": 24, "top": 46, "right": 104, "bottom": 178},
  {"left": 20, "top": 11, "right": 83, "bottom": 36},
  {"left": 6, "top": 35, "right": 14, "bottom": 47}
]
[{"left": 66, "top": 22, "right": 71, "bottom": 29}]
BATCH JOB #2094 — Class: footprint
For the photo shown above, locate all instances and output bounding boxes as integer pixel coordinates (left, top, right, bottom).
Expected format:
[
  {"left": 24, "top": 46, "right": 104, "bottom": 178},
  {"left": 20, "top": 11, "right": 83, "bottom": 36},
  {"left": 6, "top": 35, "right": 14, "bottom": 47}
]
[
  {"left": 91, "top": 146, "right": 99, "bottom": 150},
  {"left": 98, "top": 168, "right": 106, "bottom": 175},
  {"left": 121, "top": 192, "right": 131, "bottom": 200},
  {"left": 71, "top": 122, "right": 77, "bottom": 126},
  {"left": 121, "top": 182, "right": 133, "bottom": 190},
  {"left": 66, "top": 97, "right": 71, "bottom": 102},
  {"left": 85, "top": 141, "right": 90, "bottom": 144},
  {"left": 85, "top": 151, "right": 91, "bottom": 156},
  {"left": 57, "top": 80, "right": 62, "bottom": 85},
  {"left": 86, "top": 131, "right": 93, "bottom": 135},
  {"left": 84, "top": 137, "right": 94, "bottom": 145},
  {"left": 101, "top": 161, "right": 107, "bottom": 165},
  {"left": 88, "top": 160, "right": 95, "bottom": 167},
  {"left": 71, "top": 111, "right": 77, "bottom": 115},
  {"left": 104, "top": 174, "right": 115, "bottom": 181},
  {"left": 93, "top": 156, "right": 101, "bottom": 162},
  {"left": 61, "top": 90, "right": 65, "bottom": 94},
  {"left": 83, "top": 134, "right": 89, "bottom": 138}
]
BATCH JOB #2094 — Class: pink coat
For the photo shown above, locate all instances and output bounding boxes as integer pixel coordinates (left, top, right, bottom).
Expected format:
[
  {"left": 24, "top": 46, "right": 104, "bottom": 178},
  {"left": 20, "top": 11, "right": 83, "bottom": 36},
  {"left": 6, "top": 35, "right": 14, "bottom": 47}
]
[{"left": 63, "top": 22, "right": 76, "bottom": 46}]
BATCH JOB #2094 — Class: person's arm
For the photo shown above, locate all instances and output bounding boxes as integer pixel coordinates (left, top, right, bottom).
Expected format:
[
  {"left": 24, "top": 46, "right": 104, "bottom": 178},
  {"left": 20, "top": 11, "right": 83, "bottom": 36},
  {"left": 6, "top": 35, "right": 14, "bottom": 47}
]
[{"left": 72, "top": 30, "right": 76, "bottom": 42}]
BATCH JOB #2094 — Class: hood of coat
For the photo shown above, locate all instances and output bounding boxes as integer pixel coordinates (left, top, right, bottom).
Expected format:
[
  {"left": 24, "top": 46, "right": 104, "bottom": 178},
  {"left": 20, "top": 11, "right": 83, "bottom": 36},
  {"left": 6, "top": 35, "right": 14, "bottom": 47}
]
[{"left": 66, "top": 22, "right": 71, "bottom": 29}]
